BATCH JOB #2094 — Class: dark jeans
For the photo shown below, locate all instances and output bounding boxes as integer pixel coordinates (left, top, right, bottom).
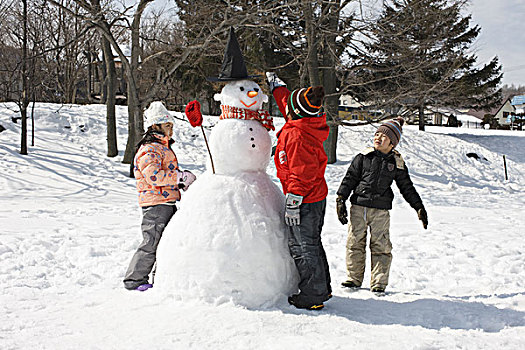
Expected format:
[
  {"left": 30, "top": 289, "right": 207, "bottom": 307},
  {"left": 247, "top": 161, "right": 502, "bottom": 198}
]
[
  {"left": 123, "top": 204, "right": 176, "bottom": 290},
  {"left": 288, "top": 198, "right": 331, "bottom": 303}
]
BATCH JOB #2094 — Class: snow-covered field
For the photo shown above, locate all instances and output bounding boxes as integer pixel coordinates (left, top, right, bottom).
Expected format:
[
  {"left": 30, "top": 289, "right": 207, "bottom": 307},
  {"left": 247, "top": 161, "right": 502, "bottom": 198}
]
[{"left": 1, "top": 102, "right": 524, "bottom": 349}]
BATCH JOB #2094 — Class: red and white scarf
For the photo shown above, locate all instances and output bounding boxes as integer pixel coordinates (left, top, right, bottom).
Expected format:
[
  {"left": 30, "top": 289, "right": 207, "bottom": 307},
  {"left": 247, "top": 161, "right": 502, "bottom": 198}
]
[{"left": 220, "top": 105, "right": 275, "bottom": 131}]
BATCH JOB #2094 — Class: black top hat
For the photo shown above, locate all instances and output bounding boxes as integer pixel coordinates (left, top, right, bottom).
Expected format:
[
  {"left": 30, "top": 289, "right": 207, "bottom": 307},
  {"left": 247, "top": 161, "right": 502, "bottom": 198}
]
[{"left": 207, "top": 27, "right": 262, "bottom": 82}]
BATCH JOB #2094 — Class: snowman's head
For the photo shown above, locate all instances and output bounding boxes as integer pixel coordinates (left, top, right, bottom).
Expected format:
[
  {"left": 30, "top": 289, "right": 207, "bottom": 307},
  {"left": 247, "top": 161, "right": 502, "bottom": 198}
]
[{"left": 214, "top": 80, "right": 268, "bottom": 111}]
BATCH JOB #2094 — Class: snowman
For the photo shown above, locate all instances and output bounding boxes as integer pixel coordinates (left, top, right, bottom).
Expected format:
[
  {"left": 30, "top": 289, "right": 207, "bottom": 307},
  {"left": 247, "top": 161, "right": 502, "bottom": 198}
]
[{"left": 154, "top": 27, "right": 298, "bottom": 308}]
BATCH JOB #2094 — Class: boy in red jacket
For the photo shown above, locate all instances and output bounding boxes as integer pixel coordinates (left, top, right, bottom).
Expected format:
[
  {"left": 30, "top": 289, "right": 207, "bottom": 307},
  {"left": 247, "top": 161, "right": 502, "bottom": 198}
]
[{"left": 267, "top": 72, "right": 331, "bottom": 310}]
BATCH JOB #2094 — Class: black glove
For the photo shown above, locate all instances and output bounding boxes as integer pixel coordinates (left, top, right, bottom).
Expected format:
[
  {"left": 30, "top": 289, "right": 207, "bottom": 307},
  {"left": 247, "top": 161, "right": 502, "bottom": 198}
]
[
  {"left": 336, "top": 195, "right": 348, "bottom": 225},
  {"left": 417, "top": 207, "right": 428, "bottom": 229}
]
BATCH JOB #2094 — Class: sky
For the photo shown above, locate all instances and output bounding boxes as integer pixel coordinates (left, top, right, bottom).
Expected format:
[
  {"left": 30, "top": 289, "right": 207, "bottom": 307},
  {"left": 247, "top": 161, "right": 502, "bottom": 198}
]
[
  {"left": 470, "top": 0, "right": 525, "bottom": 86},
  {"left": 1, "top": 101, "right": 525, "bottom": 348}
]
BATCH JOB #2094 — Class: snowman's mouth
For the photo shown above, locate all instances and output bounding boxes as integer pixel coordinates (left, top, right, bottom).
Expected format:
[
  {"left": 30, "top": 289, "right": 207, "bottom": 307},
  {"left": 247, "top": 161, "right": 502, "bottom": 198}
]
[{"left": 240, "top": 100, "right": 256, "bottom": 108}]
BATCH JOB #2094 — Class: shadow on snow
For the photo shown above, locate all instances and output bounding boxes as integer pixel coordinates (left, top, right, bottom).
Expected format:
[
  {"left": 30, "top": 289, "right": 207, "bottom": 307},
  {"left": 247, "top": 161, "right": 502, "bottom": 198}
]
[{"left": 282, "top": 294, "right": 525, "bottom": 333}]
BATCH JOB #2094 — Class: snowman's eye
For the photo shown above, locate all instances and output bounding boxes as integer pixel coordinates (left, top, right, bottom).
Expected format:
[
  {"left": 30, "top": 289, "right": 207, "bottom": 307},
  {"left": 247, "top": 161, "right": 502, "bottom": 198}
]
[
  {"left": 239, "top": 87, "right": 245, "bottom": 91},
  {"left": 254, "top": 88, "right": 259, "bottom": 92}
]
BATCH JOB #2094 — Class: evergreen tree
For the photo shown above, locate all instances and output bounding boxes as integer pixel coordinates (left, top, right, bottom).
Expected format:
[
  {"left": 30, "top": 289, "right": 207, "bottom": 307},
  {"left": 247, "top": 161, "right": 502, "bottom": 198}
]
[{"left": 348, "top": 0, "right": 502, "bottom": 130}]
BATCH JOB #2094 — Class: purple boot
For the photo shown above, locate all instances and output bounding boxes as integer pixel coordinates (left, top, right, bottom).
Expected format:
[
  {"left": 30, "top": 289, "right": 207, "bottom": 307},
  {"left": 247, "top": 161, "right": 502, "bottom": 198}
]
[{"left": 136, "top": 284, "right": 153, "bottom": 291}]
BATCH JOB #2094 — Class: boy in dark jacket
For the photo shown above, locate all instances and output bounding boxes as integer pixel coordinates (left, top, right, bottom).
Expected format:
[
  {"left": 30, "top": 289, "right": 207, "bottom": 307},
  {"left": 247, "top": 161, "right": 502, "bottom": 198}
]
[
  {"left": 336, "top": 117, "right": 428, "bottom": 294},
  {"left": 267, "top": 72, "right": 331, "bottom": 310}
]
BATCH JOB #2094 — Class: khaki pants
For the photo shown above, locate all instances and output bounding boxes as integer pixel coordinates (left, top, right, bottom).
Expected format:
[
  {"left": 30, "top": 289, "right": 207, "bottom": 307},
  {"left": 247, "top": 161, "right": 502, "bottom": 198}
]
[{"left": 346, "top": 204, "right": 392, "bottom": 289}]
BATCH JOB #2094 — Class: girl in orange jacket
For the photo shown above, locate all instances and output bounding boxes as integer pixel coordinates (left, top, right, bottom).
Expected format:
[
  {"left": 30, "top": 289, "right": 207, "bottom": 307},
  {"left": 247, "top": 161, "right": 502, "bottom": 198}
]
[{"left": 123, "top": 101, "right": 196, "bottom": 291}]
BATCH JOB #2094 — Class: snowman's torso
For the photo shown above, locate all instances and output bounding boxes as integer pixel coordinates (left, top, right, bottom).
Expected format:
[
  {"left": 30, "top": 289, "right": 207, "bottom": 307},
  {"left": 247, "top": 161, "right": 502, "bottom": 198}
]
[{"left": 209, "top": 119, "right": 272, "bottom": 174}]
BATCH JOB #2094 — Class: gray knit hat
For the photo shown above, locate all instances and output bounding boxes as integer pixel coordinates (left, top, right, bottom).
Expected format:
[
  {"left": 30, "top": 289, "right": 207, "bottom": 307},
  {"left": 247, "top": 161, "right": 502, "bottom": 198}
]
[{"left": 376, "top": 117, "right": 404, "bottom": 147}]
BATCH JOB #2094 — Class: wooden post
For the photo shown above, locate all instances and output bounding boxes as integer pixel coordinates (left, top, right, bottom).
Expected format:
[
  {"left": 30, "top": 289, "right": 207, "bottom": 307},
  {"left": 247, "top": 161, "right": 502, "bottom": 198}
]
[
  {"left": 503, "top": 155, "right": 508, "bottom": 180},
  {"left": 201, "top": 125, "right": 215, "bottom": 174}
]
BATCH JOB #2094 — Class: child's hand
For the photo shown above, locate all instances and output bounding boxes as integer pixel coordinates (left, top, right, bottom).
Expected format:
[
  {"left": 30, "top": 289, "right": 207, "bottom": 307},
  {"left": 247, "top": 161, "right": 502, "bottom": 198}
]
[
  {"left": 265, "top": 72, "right": 286, "bottom": 92},
  {"left": 336, "top": 196, "right": 348, "bottom": 225},
  {"left": 417, "top": 207, "right": 428, "bottom": 229},
  {"left": 177, "top": 170, "right": 197, "bottom": 191},
  {"left": 285, "top": 193, "right": 302, "bottom": 226}
]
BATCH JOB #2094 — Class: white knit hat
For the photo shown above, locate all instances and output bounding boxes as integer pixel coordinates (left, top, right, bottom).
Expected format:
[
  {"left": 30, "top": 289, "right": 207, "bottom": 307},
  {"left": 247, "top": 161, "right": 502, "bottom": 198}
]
[{"left": 144, "top": 101, "right": 175, "bottom": 128}]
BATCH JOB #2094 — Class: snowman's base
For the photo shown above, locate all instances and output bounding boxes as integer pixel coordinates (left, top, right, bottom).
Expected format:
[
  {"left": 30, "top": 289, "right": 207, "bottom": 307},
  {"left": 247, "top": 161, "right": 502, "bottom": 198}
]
[{"left": 154, "top": 171, "right": 299, "bottom": 309}]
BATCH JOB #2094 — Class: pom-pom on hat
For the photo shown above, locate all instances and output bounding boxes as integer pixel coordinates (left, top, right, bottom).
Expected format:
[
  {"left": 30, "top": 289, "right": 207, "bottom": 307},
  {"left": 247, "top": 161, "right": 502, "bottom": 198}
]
[
  {"left": 287, "top": 86, "right": 325, "bottom": 120},
  {"left": 376, "top": 117, "right": 405, "bottom": 148},
  {"left": 144, "top": 101, "right": 175, "bottom": 129}
]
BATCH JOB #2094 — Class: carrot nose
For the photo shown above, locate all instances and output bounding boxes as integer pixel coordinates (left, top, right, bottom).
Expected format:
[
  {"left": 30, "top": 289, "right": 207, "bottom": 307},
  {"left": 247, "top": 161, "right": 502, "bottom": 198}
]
[{"left": 247, "top": 91, "right": 258, "bottom": 98}]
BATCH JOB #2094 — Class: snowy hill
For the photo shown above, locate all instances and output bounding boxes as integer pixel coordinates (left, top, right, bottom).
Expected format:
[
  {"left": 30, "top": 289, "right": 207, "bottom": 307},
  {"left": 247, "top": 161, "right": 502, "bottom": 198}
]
[{"left": 1, "top": 102, "right": 524, "bottom": 349}]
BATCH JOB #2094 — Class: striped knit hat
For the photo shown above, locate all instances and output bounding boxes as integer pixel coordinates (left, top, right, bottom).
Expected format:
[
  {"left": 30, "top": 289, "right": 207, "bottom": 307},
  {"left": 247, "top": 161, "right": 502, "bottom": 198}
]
[
  {"left": 287, "top": 86, "right": 324, "bottom": 120},
  {"left": 376, "top": 117, "right": 405, "bottom": 148}
]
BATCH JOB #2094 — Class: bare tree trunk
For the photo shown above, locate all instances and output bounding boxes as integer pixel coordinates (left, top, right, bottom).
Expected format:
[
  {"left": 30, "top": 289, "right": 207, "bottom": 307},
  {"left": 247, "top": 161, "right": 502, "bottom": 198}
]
[
  {"left": 121, "top": 85, "right": 141, "bottom": 169},
  {"left": 100, "top": 58, "right": 107, "bottom": 104},
  {"left": 122, "top": 0, "right": 151, "bottom": 170},
  {"left": 20, "top": 107, "right": 28, "bottom": 154},
  {"left": 101, "top": 36, "right": 118, "bottom": 157},
  {"left": 71, "top": 79, "right": 77, "bottom": 103},
  {"left": 20, "top": 0, "right": 28, "bottom": 155},
  {"left": 324, "top": 115, "right": 339, "bottom": 163},
  {"left": 123, "top": 89, "right": 142, "bottom": 166},
  {"left": 86, "top": 50, "right": 93, "bottom": 102},
  {"left": 299, "top": 64, "right": 308, "bottom": 87},
  {"left": 321, "top": 1, "right": 339, "bottom": 164},
  {"left": 304, "top": 1, "right": 320, "bottom": 86},
  {"left": 418, "top": 105, "right": 425, "bottom": 131},
  {"left": 31, "top": 97, "right": 35, "bottom": 146},
  {"left": 122, "top": 61, "right": 144, "bottom": 169}
]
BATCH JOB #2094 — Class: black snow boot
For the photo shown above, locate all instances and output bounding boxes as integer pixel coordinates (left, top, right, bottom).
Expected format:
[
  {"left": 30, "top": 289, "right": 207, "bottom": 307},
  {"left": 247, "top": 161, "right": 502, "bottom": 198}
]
[
  {"left": 371, "top": 286, "right": 385, "bottom": 295},
  {"left": 288, "top": 294, "right": 324, "bottom": 311},
  {"left": 341, "top": 280, "right": 360, "bottom": 289}
]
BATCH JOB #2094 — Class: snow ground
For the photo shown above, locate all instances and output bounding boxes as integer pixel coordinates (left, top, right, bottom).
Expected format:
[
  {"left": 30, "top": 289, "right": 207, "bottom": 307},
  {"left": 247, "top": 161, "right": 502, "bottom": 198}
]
[{"left": 0, "top": 102, "right": 524, "bottom": 349}]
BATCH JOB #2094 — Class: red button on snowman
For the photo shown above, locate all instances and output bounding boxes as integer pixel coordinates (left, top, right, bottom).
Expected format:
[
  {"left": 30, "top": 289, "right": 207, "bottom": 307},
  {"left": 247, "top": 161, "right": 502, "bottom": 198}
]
[{"left": 154, "top": 27, "right": 298, "bottom": 308}]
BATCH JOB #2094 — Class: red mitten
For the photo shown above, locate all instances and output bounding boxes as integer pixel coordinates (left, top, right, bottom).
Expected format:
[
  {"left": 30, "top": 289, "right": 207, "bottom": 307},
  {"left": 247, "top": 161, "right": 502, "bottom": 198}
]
[{"left": 185, "top": 100, "right": 203, "bottom": 127}]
